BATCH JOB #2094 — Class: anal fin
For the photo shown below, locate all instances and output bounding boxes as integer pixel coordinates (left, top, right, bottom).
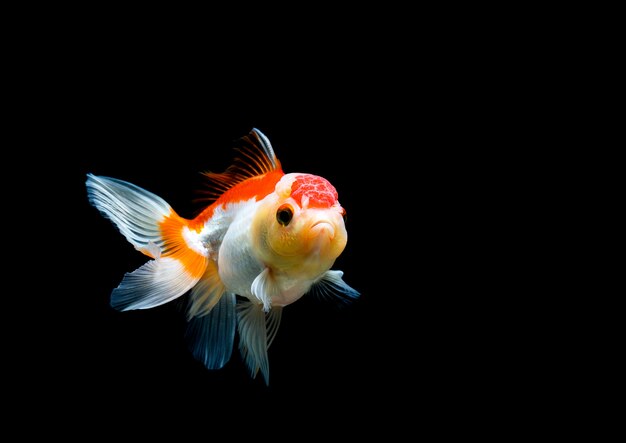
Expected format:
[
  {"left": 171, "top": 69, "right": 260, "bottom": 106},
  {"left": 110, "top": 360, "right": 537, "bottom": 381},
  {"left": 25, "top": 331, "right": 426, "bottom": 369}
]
[
  {"left": 237, "top": 301, "right": 279, "bottom": 385},
  {"left": 185, "top": 292, "right": 237, "bottom": 370},
  {"left": 186, "top": 260, "right": 226, "bottom": 320}
]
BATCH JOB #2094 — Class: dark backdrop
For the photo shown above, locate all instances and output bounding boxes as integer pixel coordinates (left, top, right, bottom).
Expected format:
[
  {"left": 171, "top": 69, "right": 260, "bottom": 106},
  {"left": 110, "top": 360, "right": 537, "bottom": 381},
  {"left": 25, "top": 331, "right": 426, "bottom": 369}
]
[{"left": 20, "top": 49, "right": 521, "bottom": 431}]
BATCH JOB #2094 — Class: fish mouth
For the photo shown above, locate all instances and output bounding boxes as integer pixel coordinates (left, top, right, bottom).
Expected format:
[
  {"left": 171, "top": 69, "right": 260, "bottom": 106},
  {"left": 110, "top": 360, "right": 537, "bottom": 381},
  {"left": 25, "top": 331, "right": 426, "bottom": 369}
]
[{"left": 310, "top": 221, "right": 335, "bottom": 239}]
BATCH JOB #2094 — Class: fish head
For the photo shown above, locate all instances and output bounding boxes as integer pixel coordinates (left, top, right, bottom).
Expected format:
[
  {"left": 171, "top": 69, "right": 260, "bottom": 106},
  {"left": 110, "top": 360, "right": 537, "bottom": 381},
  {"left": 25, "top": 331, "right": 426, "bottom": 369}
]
[{"left": 253, "top": 173, "right": 348, "bottom": 277}]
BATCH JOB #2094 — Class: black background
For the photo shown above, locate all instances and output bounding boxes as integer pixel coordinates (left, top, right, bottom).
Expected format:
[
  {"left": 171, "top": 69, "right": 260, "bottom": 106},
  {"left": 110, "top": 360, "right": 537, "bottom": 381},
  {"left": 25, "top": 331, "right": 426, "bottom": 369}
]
[
  {"left": 67, "top": 110, "right": 423, "bottom": 396},
  {"left": 51, "top": 98, "right": 501, "bottom": 421},
  {"left": 12, "top": 26, "right": 534, "bottom": 431}
]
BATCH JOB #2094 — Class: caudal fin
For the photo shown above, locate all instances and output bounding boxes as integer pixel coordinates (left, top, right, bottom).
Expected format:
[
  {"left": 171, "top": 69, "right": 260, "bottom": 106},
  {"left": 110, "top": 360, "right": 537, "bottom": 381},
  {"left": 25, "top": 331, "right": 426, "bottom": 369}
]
[{"left": 86, "top": 174, "right": 208, "bottom": 310}]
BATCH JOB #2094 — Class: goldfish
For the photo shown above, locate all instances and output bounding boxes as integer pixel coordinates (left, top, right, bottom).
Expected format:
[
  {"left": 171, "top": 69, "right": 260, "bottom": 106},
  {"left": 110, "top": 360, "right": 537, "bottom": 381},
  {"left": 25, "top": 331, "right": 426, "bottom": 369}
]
[{"left": 86, "top": 128, "right": 358, "bottom": 384}]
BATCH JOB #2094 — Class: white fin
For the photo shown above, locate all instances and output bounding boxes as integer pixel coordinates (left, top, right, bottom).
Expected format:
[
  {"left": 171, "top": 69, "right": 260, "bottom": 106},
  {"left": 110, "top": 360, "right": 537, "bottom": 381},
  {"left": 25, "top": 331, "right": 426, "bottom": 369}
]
[
  {"left": 309, "top": 270, "right": 361, "bottom": 305},
  {"left": 185, "top": 292, "right": 236, "bottom": 369},
  {"left": 251, "top": 268, "right": 278, "bottom": 312},
  {"left": 266, "top": 307, "right": 283, "bottom": 349},
  {"left": 186, "top": 260, "right": 226, "bottom": 320},
  {"left": 111, "top": 257, "right": 201, "bottom": 311},
  {"left": 144, "top": 241, "right": 161, "bottom": 259},
  {"left": 237, "top": 300, "right": 270, "bottom": 385},
  {"left": 86, "top": 174, "right": 171, "bottom": 253}
]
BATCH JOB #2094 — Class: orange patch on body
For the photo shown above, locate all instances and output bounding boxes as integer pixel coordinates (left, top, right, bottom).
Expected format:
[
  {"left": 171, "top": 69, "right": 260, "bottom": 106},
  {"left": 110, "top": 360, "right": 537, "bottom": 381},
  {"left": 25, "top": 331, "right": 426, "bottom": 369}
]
[
  {"left": 190, "top": 170, "right": 284, "bottom": 229},
  {"left": 160, "top": 212, "right": 207, "bottom": 279}
]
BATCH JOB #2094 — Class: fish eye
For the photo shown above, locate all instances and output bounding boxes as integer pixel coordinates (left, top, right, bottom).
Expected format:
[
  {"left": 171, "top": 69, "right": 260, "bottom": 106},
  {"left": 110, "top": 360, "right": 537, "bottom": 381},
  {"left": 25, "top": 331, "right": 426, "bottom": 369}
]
[
  {"left": 276, "top": 204, "right": 294, "bottom": 226},
  {"left": 341, "top": 207, "right": 347, "bottom": 224}
]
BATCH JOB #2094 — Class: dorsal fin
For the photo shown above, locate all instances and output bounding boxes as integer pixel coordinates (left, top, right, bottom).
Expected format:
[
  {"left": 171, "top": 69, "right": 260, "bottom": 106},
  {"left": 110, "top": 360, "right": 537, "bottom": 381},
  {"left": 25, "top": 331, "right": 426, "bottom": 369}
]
[{"left": 197, "top": 128, "right": 281, "bottom": 203}]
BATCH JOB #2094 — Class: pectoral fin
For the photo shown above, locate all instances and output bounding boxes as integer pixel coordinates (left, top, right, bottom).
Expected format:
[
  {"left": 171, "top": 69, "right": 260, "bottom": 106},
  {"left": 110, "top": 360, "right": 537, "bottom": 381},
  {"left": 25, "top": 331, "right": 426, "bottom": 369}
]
[
  {"left": 251, "top": 268, "right": 279, "bottom": 312},
  {"left": 309, "top": 270, "right": 360, "bottom": 306}
]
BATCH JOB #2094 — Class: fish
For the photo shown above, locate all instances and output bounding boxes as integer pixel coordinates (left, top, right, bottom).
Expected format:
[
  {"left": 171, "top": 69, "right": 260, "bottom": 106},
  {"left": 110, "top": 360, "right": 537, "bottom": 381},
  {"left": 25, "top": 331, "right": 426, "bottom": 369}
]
[{"left": 86, "top": 128, "right": 359, "bottom": 384}]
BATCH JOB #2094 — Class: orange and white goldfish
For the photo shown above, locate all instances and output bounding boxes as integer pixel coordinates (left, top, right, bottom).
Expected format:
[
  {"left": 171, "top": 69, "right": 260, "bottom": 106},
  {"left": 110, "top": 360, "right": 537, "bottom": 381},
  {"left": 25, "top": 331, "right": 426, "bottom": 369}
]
[{"left": 86, "top": 128, "right": 358, "bottom": 384}]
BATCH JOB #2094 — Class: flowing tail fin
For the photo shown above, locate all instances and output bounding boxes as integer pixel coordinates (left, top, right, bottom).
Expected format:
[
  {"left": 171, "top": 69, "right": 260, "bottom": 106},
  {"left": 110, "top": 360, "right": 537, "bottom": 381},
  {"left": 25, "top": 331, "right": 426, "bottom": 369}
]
[{"left": 86, "top": 174, "right": 208, "bottom": 310}]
